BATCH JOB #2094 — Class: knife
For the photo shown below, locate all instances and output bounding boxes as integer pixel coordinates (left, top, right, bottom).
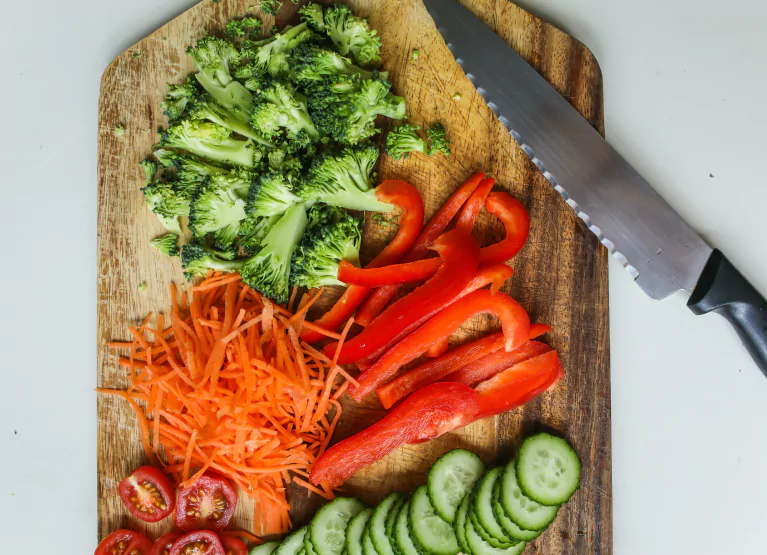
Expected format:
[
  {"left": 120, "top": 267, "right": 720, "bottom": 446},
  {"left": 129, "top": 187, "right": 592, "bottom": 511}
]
[{"left": 422, "top": 0, "right": 767, "bottom": 376}]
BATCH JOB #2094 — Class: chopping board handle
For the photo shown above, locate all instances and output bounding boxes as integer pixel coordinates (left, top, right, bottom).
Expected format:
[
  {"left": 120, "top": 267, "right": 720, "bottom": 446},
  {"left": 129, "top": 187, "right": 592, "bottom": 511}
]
[{"left": 687, "top": 249, "right": 767, "bottom": 377}]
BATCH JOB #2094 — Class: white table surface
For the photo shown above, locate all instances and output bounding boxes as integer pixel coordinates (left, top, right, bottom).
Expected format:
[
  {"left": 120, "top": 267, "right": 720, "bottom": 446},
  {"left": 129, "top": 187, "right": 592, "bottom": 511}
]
[{"left": 2, "top": 0, "right": 766, "bottom": 552}]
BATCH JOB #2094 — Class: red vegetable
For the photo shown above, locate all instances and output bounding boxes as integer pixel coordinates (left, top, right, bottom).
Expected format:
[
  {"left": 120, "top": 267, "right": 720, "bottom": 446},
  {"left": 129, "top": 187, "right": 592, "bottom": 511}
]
[
  {"left": 95, "top": 530, "right": 152, "bottom": 555},
  {"left": 455, "top": 177, "right": 495, "bottom": 233},
  {"left": 221, "top": 536, "right": 248, "bottom": 555},
  {"left": 444, "top": 340, "right": 553, "bottom": 387},
  {"left": 349, "top": 289, "right": 531, "bottom": 402},
  {"left": 310, "top": 382, "right": 479, "bottom": 487},
  {"left": 337, "top": 258, "right": 441, "bottom": 287},
  {"left": 300, "top": 180, "right": 424, "bottom": 342},
  {"left": 169, "top": 531, "right": 225, "bottom": 555},
  {"left": 356, "top": 172, "right": 486, "bottom": 326},
  {"left": 149, "top": 533, "right": 182, "bottom": 555},
  {"left": 479, "top": 192, "right": 530, "bottom": 264},
  {"left": 118, "top": 466, "right": 176, "bottom": 523},
  {"left": 327, "top": 229, "right": 480, "bottom": 365},
  {"left": 174, "top": 472, "right": 237, "bottom": 532},
  {"left": 425, "top": 339, "right": 449, "bottom": 358},
  {"left": 473, "top": 350, "right": 563, "bottom": 420}
]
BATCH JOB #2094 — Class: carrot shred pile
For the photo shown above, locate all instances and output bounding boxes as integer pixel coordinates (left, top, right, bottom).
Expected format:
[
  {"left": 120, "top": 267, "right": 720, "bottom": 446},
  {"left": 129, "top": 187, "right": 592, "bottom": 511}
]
[{"left": 99, "top": 274, "right": 353, "bottom": 536}]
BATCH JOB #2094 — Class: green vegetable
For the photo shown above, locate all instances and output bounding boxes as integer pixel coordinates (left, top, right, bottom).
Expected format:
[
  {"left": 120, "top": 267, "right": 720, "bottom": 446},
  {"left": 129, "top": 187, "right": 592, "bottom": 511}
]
[
  {"left": 260, "top": 0, "right": 282, "bottom": 15},
  {"left": 150, "top": 233, "right": 181, "bottom": 257},
  {"left": 188, "top": 175, "right": 248, "bottom": 249},
  {"left": 236, "top": 22, "right": 316, "bottom": 80},
  {"left": 153, "top": 149, "right": 228, "bottom": 193},
  {"left": 290, "top": 44, "right": 385, "bottom": 86},
  {"left": 299, "top": 2, "right": 325, "bottom": 32},
  {"left": 385, "top": 123, "right": 426, "bottom": 160},
  {"left": 161, "top": 76, "right": 202, "bottom": 122},
  {"left": 187, "top": 37, "right": 253, "bottom": 113},
  {"left": 226, "top": 16, "right": 262, "bottom": 41},
  {"left": 114, "top": 124, "right": 125, "bottom": 136},
  {"left": 323, "top": 3, "right": 381, "bottom": 66},
  {"left": 139, "top": 281, "right": 147, "bottom": 291},
  {"left": 452, "top": 92, "right": 461, "bottom": 102},
  {"left": 411, "top": 49, "right": 419, "bottom": 61},
  {"left": 140, "top": 161, "right": 191, "bottom": 235},
  {"left": 251, "top": 79, "right": 319, "bottom": 142},
  {"left": 159, "top": 120, "right": 260, "bottom": 167},
  {"left": 427, "top": 122, "right": 451, "bottom": 156},
  {"left": 181, "top": 240, "right": 243, "bottom": 281}
]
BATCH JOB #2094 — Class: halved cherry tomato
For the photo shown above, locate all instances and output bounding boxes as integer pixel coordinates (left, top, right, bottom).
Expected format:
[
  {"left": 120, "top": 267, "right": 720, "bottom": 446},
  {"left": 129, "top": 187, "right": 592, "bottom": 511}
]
[
  {"left": 174, "top": 472, "right": 237, "bottom": 531},
  {"left": 149, "top": 532, "right": 182, "bottom": 555},
  {"left": 169, "top": 531, "right": 225, "bottom": 555},
  {"left": 95, "top": 530, "right": 152, "bottom": 555},
  {"left": 221, "top": 536, "right": 248, "bottom": 555},
  {"left": 118, "top": 466, "right": 176, "bottom": 523}
]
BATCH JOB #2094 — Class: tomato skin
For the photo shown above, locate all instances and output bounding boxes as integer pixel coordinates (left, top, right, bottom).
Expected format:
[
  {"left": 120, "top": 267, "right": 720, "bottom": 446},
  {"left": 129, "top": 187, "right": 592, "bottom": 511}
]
[
  {"left": 174, "top": 472, "right": 237, "bottom": 531},
  {"left": 119, "top": 466, "right": 176, "bottom": 523},
  {"left": 95, "top": 529, "right": 152, "bottom": 555},
  {"left": 221, "top": 536, "right": 248, "bottom": 555},
  {"left": 169, "top": 530, "right": 225, "bottom": 555},
  {"left": 149, "top": 532, "right": 182, "bottom": 555}
]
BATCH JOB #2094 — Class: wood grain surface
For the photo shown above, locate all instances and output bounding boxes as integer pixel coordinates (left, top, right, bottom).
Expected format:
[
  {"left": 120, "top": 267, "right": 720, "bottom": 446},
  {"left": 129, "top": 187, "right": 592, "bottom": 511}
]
[{"left": 97, "top": 0, "right": 611, "bottom": 552}]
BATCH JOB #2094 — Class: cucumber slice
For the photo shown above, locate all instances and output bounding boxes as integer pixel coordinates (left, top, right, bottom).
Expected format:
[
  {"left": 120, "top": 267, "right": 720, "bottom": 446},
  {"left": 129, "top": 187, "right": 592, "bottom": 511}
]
[
  {"left": 410, "top": 485, "right": 460, "bottom": 555},
  {"left": 471, "top": 468, "right": 515, "bottom": 546},
  {"left": 393, "top": 500, "right": 420, "bottom": 555},
  {"left": 453, "top": 494, "right": 471, "bottom": 554},
  {"left": 363, "top": 524, "right": 378, "bottom": 555},
  {"left": 500, "top": 461, "right": 558, "bottom": 530},
  {"left": 427, "top": 449, "right": 486, "bottom": 523},
  {"left": 371, "top": 493, "right": 406, "bottom": 555},
  {"left": 305, "top": 533, "right": 318, "bottom": 555},
  {"left": 275, "top": 527, "right": 308, "bottom": 555},
  {"left": 516, "top": 433, "right": 581, "bottom": 506},
  {"left": 465, "top": 517, "right": 526, "bottom": 555},
  {"left": 250, "top": 542, "right": 280, "bottom": 555},
  {"left": 492, "top": 482, "right": 542, "bottom": 542},
  {"left": 346, "top": 508, "right": 374, "bottom": 555},
  {"left": 310, "top": 498, "right": 366, "bottom": 555},
  {"left": 387, "top": 496, "right": 407, "bottom": 555}
]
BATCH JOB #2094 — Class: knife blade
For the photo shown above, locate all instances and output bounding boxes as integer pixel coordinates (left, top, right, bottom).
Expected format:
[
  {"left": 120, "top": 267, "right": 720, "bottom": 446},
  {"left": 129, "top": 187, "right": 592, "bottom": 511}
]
[{"left": 423, "top": 0, "right": 767, "bottom": 376}]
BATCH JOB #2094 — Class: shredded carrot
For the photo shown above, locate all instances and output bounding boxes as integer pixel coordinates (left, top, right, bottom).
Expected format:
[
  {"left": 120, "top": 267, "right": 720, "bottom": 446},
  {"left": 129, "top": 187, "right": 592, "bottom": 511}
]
[{"left": 99, "top": 274, "right": 354, "bottom": 537}]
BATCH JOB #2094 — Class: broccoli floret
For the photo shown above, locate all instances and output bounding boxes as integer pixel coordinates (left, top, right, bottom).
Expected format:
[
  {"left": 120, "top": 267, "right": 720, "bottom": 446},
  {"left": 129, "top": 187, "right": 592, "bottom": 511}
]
[
  {"left": 187, "top": 37, "right": 253, "bottom": 113},
  {"left": 247, "top": 171, "right": 302, "bottom": 221},
  {"left": 141, "top": 180, "right": 191, "bottom": 235},
  {"left": 291, "top": 204, "right": 361, "bottom": 288},
  {"left": 140, "top": 159, "right": 158, "bottom": 185},
  {"left": 296, "top": 146, "right": 392, "bottom": 212},
  {"left": 181, "top": 240, "right": 244, "bottom": 281},
  {"left": 189, "top": 93, "right": 273, "bottom": 146},
  {"left": 267, "top": 148, "right": 302, "bottom": 173},
  {"left": 290, "top": 44, "right": 384, "bottom": 85},
  {"left": 411, "top": 49, "right": 420, "bottom": 61},
  {"left": 159, "top": 120, "right": 260, "bottom": 167},
  {"left": 240, "top": 202, "right": 308, "bottom": 303},
  {"left": 235, "top": 23, "right": 315, "bottom": 80},
  {"left": 251, "top": 80, "right": 319, "bottom": 142},
  {"left": 114, "top": 124, "right": 126, "bottom": 136},
  {"left": 260, "top": 0, "right": 282, "bottom": 15},
  {"left": 299, "top": 2, "right": 325, "bottom": 31},
  {"left": 307, "top": 74, "right": 405, "bottom": 144},
  {"left": 238, "top": 213, "right": 281, "bottom": 255},
  {"left": 427, "top": 123, "right": 451, "bottom": 156},
  {"left": 150, "top": 233, "right": 180, "bottom": 257},
  {"left": 188, "top": 176, "right": 248, "bottom": 248},
  {"left": 161, "top": 76, "right": 202, "bottom": 122},
  {"left": 386, "top": 123, "right": 426, "bottom": 160},
  {"left": 226, "top": 16, "right": 262, "bottom": 41},
  {"left": 323, "top": 4, "right": 381, "bottom": 66},
  {"left": 154, "top": 149, "right": 228, "bottom": 192}
]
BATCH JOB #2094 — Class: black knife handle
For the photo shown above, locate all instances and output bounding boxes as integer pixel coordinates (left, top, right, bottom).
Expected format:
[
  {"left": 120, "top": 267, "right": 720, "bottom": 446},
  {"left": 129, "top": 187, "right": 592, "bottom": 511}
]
[{"left": 687, "top": 249, "right": 767, "bottom": 377}]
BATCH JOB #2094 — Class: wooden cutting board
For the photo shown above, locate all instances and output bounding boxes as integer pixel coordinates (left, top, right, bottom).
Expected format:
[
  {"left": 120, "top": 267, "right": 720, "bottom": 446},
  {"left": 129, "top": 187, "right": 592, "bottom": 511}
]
[{"left": 97, "top": 0, "right": 611, "bottom": 552}]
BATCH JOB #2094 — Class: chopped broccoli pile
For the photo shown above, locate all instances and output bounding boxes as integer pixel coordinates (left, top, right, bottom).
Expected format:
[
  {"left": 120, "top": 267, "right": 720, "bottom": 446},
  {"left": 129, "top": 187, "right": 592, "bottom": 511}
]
[
  {"left": 427, "top": 122, "right": 451, "bottom": 156},
  {"left": 139, "top": 3, "right": 436, "bottom": 302}
]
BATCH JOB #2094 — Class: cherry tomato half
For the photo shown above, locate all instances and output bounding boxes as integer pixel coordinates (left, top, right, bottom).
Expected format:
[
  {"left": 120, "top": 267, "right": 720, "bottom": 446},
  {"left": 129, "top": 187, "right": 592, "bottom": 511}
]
[
  {"left": 119, "top": 466, "right": 176, "bottom": 523},
  {"left": 148, "top": 532, "right": 182, "bottom": 555},
  {"left": 169, "top": 530, "right": 225, "bottom": 555},
  {"left": 221, "top": 536, "right": 248, "bottom": 555},
  {"left": 95, "top": 529, "right": 152, "bottom": 555},
  {"left": 174, "top": 472, "right": 237, "bottom": 531}
]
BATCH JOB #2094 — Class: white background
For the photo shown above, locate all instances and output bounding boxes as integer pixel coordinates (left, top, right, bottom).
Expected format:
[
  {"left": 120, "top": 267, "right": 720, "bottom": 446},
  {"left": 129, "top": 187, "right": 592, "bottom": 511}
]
[{"left": 1, "top": 0, "right": 766, "bottom": 553}]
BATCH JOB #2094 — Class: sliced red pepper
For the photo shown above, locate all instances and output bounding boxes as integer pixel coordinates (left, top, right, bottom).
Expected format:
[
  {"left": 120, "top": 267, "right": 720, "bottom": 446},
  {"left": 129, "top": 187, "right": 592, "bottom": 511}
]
[
  {"left": 444, "top": 340, "right": 553, "bottom": 387},
  {"left": 425, "top": 338, "right": 449, "bottom": 358},
  {"left": 455, "top": 177, "right": 495, "bottom": 233},
  {"left": 349, "top": 289, "right": 531, "bottom": 402},
  {"left": 325, "top": 229, "right": 480, "bottom": 364},
  {"left": 300, "top": 180, "right": 424, "bottom": 342},
  {"left": 472, "top": 350, "right": 563, "bottom": 420},
  {"left": 309, "top": 382, "right": 479, "bottom": 487},
  {"left": 479, "top": 192, "right": 530, "bottom": 264},
  {"left": 355, "top": 172, "right": 486, "bottom": 326},
  {"left": 337, "top": 257, "right": 441, "bottom": 287}
]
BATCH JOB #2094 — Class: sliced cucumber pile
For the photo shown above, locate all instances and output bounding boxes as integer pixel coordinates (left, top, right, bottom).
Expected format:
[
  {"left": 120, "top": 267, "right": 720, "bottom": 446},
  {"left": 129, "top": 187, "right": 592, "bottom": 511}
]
[{"left": 266, "top": 434, "right": 579, "bottom": 555}]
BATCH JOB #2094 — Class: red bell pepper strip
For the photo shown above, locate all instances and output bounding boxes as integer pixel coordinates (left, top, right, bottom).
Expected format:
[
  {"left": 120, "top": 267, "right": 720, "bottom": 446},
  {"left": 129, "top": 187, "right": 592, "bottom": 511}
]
[
  {"left": 349, "top": 289, "right": 531, "bottom": 403},
  {"left": 337, "top": 258, "right": 442, "bottom": 287},
  {"left": 472, "top": 350, "right": 563, "bottom": 420},
  {"left": 309, "top": 382, "right": 479, "bottom": 488},
  {"left": 443, "top": 340, "right": 553, "bottom": 387},
  {"left": 455, "top": 177, "right": 495, "bottom": 233},
  {"left": 325, "top": 229, "right": 480, "bottom": 364},
  {"left": 355, "top": 172, "right": 486, "bottom": 326},
  {"left": 376, "top": 330, "right": 552, "bottom": 409},
  {"left": 479, "top": 192, "right": 530, "bottom": 264},
  {"left": 425, "top": 338, "right": 450, "bottom": 358},
  {"left": 300, "top": 180, "right": 424, "bottom": 342}
]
